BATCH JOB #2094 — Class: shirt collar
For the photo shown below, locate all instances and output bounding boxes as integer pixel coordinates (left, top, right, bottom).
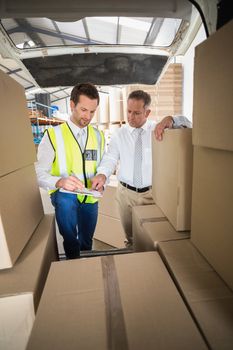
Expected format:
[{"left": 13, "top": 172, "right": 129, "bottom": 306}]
[
  {"left": 127, "top": 119, "right": 149, "bottom": 134},
  {"left": 67, "top": 117, "right": 87, "bottom": 136}
]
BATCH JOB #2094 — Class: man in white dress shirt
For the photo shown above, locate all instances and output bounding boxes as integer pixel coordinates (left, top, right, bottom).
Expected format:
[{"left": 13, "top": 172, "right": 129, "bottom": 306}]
[{"left": 91, "top": 90, "right": 191, "bottom": 248}]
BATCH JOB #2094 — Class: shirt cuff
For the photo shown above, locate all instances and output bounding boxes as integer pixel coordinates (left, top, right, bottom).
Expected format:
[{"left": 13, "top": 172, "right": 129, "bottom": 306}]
[
  {"left": 47, "top": 176, "right": 62, "bottom": 190},
  {"left": 96, "top": 169, "right": 111, "bottom": 179},
  {"left": 172, "top": 116, "right": 192, "bottom": 129}
]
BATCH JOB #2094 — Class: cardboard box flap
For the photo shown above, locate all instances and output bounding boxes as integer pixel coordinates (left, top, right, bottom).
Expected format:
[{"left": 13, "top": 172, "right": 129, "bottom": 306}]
[
  {"left": 132, "top": 204, "right": 165, "bottom": 223},
  {"left": 98, "top": 184, "right": 120, "bottom": 219},
  {"left": 94, "top": 214, "right": 125, "bottom": 248},
  {"left": 27, "top": 252, "right": 207, "bottom": 350},
  {"left": 0, "top": 165, "right": 44, "bottom": 268},
  {"left": 132, "top": 204, "right": 167, "bottom": 252},
  {"left": 0, "top": 293, "right": 35, "bottom": 350},
  {"left": 158, "top": 240, "right": 233, "bottom": 349},
  {"left": 26, "top": 258, "right": 108, "bottom": 350},
  {"left": 0, "top": 215, "right": 56, "bottom": 301},
  {"left": 142, "top": 220, "right": 190, "bottom": 249}
]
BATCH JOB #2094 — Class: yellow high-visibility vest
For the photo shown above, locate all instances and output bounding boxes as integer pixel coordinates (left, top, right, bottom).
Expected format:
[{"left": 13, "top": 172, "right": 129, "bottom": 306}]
[{"left": 47, "top": 122, "right": 105, "bottom": 203}]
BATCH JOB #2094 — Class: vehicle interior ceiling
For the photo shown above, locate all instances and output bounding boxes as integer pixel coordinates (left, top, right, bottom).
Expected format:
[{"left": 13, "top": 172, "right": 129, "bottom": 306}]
[
  {"left": 0, "top": 1, "right": 232, "bottom": 96},
  {"left": 0, "top": 0, "right": 232, "bottom": 255},
  {"left": 0, "top": 1, "right": 203, "bottom": 93}
]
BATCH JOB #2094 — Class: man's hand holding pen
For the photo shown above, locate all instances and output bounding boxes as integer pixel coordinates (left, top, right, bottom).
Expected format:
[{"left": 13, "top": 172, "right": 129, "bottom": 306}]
[{"left": 91, "top": 174, "right": 106, "bottom": 193}]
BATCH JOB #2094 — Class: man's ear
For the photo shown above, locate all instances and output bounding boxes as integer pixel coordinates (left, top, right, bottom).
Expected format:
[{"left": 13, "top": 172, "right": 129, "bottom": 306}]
[
  {"left": 145, "top": 109, "right": 151, "bottom": 118},
  {"left": 70, "top": 100, "right": 75, "bottom": 111}
]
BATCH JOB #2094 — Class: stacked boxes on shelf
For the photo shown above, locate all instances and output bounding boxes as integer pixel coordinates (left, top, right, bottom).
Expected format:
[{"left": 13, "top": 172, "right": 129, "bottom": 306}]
[{"left": 0, "top": 70, "right": 58, "bottom": 350}]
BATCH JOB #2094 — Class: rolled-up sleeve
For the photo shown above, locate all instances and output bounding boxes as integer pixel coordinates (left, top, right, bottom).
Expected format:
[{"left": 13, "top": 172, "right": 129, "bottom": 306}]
[
  {"left": 173, "top": 115, "right": 192, "bottom": 128},
  {"left": 97, "top": 132, "right": 120, "bottom": 179}
]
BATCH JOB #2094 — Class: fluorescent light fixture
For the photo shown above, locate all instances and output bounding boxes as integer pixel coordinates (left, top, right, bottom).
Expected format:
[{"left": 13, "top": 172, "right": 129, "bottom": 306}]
[
  {"left": 25, "top": 88, "right": 42, "bottom": 95},
  {"left": 17, "top": 40, "right": 36, "bottom": 49},
  {"left": 28, "top": 40, "right": 35, "bottom": 47}
]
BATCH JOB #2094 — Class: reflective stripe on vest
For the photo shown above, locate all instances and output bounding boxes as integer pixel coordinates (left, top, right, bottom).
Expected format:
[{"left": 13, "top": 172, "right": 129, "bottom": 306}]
[
  {"left": 54, "top": 125, "right": 68, "bottom": 178},
  {"left": 93, "top": 127, "right": 102, "bottom": 165},
  {"left": 47, "top": 123, "right": 104, "bottom": 203}
]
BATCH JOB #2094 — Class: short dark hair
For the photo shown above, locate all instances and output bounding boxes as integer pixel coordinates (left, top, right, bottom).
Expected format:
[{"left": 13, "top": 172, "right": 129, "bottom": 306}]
[
  {"left": 128, "top": 90, "right": 151, "bottom": 108},
  {"left": 70, "top": 83, "right": 100, "bottom": 105}
]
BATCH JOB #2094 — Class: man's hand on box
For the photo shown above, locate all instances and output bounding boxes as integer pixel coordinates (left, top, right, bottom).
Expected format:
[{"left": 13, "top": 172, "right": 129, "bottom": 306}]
[{"left": 154, "top": 116, "right": 174, "bottom": 141}]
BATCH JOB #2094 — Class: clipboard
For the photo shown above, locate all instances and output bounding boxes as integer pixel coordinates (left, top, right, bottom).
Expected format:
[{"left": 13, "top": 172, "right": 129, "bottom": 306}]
[{"left": 59, "top": 187, "right": 102, "bottom": 198}]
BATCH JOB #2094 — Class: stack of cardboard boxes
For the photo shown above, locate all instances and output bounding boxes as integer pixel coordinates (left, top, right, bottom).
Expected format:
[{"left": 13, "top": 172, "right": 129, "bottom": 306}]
[
  {"left": 12, "top": 20, "right": 233, "bottom": 350},
  {"left": 0, "top": 70, "right": 58, "bottom": 350},
  {"left": 158, "top": 20, "right": 233, "bottom": 349},
  {"left": 131, "top": 20, "right": 233, "bottom": 348},
  {"left": 24, "top": 83, "right": 209, "bottom": 350},
  {"left": 191, "top": 18, "right": 233, "bottom": 292}
]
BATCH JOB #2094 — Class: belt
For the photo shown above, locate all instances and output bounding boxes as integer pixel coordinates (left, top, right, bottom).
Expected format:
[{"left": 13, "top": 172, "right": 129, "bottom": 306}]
[{"left": 120, "top": 181, "right": 151, "bottom": 193}]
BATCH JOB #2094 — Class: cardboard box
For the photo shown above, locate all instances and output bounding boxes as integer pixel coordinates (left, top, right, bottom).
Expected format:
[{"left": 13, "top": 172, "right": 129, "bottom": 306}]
[
  {"left": 94, "top": 213, "right": 125, "bottom": 248},
  {"left": 193, "top": 20, "right": 233, "bottom": 151},
  {"left": 152, "top": 129, "right": 193, "bottom": 230},
  {"left": 39, "top": 188, "right": 66, "bottom": 255},
  {"left": 135, "top": 220, "right": 189, "bottom": 252},
  {"left": 0, "top": 70, "right": 36, "bottom": 177},
  {"left": 39, "top": 188, "right": 54, "bottom": 215},
  {"left": 132, "top": 204, "right": 167, "bottom": 251},
  {"left": 191, "top": 146, "right": 233, "bottom": 290},
  {"left": 0, "top": 164, "right": 44, "bottom": 269},
  {"left": 26, "top": 252, "right": 207, "bottom": 350},
  {"left": 158, "top": 240, "right": 233, "bottom": 349},
  {"left": 98, "top": 183, "right": 120, "bottom": 219},
  {"left": 0, "top": 214, "right": 58, "bottom": 350}
]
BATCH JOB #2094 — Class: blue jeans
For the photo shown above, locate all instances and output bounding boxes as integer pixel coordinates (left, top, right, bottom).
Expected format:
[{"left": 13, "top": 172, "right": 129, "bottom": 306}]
[{"left": 50, "top": 191, "right": 98, "bottom": 259}]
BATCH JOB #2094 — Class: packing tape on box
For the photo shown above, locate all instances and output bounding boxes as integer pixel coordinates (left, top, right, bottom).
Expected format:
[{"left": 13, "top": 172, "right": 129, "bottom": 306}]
[
  {"left": 139, "top": 216, "right": 167, "bottom": 225},
  {"left": 101, "top": 256, "right": 129, "bottom": 350}
]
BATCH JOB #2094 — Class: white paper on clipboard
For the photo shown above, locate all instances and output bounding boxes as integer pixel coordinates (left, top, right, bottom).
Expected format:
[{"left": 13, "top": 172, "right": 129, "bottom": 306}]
[{"left": 59, "top": 188, "right": 103, "bottom": 198}]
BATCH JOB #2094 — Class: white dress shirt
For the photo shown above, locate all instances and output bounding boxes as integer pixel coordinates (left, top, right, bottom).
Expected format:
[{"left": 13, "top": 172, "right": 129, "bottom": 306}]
[
  {"left": 35, "top": 118, "right": 87, "bottom": 191},
  {"left": 97, "top": 116, "right": 192, "bottom": 188}
]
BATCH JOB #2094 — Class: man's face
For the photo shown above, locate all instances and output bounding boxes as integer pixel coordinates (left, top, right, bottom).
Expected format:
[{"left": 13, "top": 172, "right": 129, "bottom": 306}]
[
  {"left": 70, "top": 95, "right": 98, "bottom": 128},
  {"left": 127, "top": 98, "right": 150, "bottom": 128}
]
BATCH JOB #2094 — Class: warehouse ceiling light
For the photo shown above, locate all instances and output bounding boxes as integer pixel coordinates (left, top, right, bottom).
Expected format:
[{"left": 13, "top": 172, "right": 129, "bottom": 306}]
[{"left": 25, "top": 87, "right": 42, "bottom": 95}]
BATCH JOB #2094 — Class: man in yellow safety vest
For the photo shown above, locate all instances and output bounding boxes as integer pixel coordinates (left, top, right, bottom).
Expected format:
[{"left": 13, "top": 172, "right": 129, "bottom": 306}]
[{"left": 35, "top": 83, "right": 105, "bottom": 259}]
